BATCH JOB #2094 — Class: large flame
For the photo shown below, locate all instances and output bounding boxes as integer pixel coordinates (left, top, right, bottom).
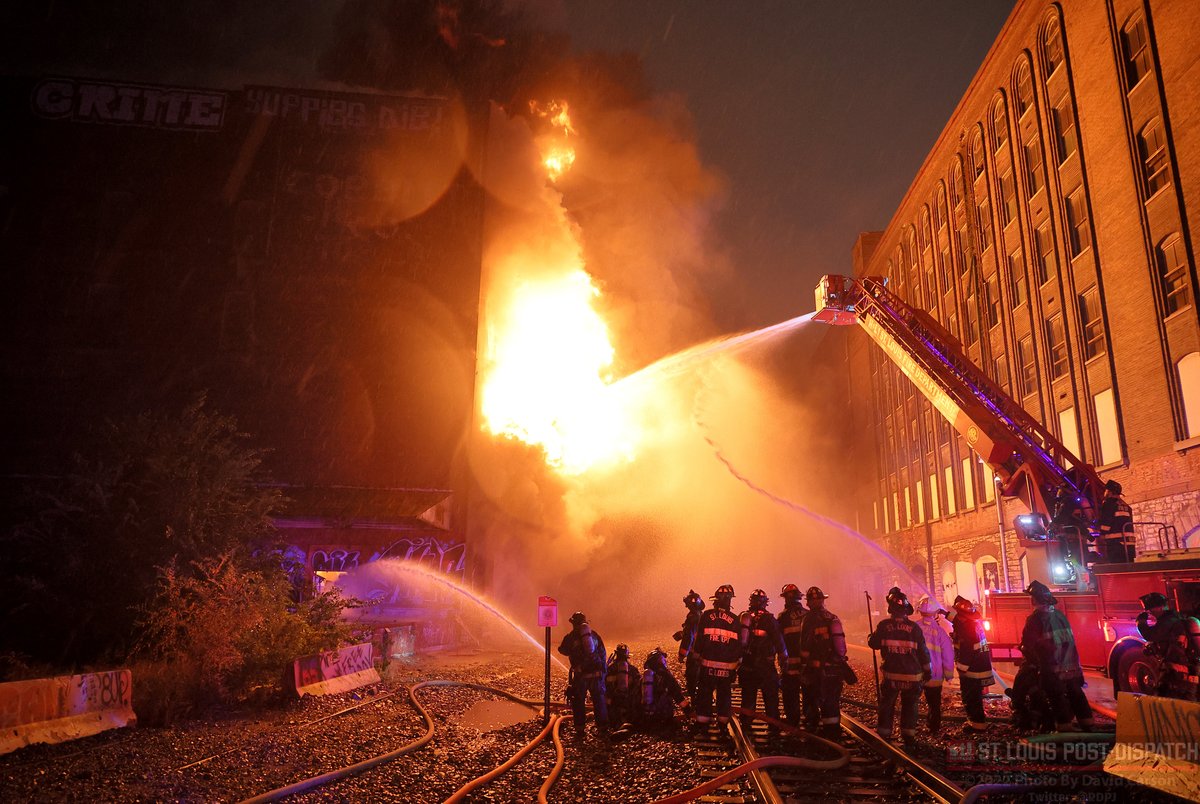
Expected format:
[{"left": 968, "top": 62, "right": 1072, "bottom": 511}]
[{"left": 480, "top": 100, "right": 641, "bottom": 474}]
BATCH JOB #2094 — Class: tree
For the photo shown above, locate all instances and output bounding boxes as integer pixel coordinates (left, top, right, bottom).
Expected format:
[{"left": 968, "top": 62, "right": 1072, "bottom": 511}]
[{"left": 1, "top": 395, "right": 283, "bottom": 667}]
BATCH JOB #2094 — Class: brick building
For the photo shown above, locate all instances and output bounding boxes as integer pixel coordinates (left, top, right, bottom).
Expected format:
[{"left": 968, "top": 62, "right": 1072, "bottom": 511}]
[
  {"left": 845, "top": 0, "right": 1200, "bottom": 604},
  {"left": 0, "top": 77, "right": 487, "bottom": 607}
]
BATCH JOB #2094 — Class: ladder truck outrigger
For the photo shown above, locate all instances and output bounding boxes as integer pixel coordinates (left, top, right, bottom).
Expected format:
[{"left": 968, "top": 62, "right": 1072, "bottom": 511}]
[{"left": 813, "top": 274, "right": 1200, "bottom": 695}]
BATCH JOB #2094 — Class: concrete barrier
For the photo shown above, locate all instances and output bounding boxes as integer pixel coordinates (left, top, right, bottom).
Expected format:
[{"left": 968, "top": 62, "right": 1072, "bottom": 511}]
[
  {"left": 293, "top": 642, "right": 380, "bottom": 697},
  {"left": 0, "top": 670, "right": 135, "bottom": 755},
  {"left": 1103, "top": 692, "right": 1200, "bottom": 802}
]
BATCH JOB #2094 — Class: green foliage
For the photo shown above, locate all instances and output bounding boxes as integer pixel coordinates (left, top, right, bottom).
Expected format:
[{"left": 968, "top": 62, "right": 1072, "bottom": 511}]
[
  {"left": 1, "top": 395, "right": 283, "bottom": 667},
  {"left": 131, "top": 553, "right": 356, "bottom": 724}
]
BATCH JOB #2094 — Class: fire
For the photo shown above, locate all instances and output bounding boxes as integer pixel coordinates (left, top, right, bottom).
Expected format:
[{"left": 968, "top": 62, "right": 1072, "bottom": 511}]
[
  {"left": 479, "top": 99, "right": 642, "bottom": 474},
  {"left": 531, "top": 100, "right": 577, "bottom": 183},
  {"left": 481, "top": 270, "right": 636, "bottom": 473}
]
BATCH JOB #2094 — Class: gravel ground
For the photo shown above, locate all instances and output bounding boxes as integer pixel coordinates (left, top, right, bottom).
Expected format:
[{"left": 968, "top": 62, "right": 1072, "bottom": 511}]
[
  {"left": 0, "top": 638, "right": 700, "bottom": 803},
  {"left": 0, "top": 641, "right": 1173, "bottom": 803}
]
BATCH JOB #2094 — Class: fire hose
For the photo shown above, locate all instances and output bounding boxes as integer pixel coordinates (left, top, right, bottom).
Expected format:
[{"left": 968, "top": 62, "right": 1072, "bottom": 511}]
[
  {"left": 237, "top": 680, "right": 568, "bottom": 804},
  {"left": 647, "top": 708, "right": 851, "bottom": 804}
]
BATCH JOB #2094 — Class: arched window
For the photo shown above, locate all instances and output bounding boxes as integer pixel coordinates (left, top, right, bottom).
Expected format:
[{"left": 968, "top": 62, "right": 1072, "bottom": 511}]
[
  {"left": 935, "top": 183, "right": 948, "bottom": 230},
  {"left": 991, "top": 96, "right": 1009, "bottom": 152},
  {"left": 1178, "top": 352, "right": 1200, "bottom": 439},
  {"left": 1139, "top": 119, "right": 1170, "bottom": 196},
  {"left": 921, "top": 208, "right": 933, "bottom": 250},
  {"left": 1043, "top": 17, "right": 1064, "bottom": 76},
  {"left": 951, "top": 161, "right": 965, "bottom": 208},
  {"left": 1157, "top": 234, "right": 1192, "bottom": 316},
  {"left": 1015, "top": 60, "right": 1034, "bottom": 116},
  {"left": 970, "top": 128, "right": 986, "bottom": 179}
]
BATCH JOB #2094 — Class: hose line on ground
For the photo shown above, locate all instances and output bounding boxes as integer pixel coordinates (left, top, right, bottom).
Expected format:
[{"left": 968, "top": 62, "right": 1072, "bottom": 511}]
[
  {"left": 444, "top": 713, "right": 560, "bottom": 803},
  {"left": 538, "top": 714, "right": 571, "bottom": 804},
  {"left": 238, "top": 679, "right": 563, "bottom": 804},
  {"left": 648, "top": 708, "right": 851, "bottom": 804}
]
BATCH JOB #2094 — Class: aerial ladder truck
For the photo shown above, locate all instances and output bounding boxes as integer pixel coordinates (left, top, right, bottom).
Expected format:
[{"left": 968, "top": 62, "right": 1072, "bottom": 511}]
[{"left": 813, "top": 274, "right": 1200, "bottom": 693}]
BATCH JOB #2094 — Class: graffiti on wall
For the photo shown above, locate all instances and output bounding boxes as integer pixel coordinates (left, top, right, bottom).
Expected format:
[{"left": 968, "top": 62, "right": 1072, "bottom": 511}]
[
  {"left": 373, "top": 536, "right": 465, "bottom": 577},
  {"left": 312, "top": 549, "right": 360, "bottom": 572}
]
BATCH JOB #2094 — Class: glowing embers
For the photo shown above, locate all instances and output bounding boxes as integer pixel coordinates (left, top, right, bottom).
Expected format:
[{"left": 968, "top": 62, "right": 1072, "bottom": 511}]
[
  {"left": 481, "top": 270, "right": 637, "bottom": 474},
  {"left": 531, "top": 100, "right": 576, "bottom": 183}
]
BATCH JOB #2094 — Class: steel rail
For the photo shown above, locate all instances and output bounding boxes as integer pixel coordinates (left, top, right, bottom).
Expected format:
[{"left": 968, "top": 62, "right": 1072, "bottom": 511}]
[{"left": 839, "top": 710, "right": 965, "bottom": 804}]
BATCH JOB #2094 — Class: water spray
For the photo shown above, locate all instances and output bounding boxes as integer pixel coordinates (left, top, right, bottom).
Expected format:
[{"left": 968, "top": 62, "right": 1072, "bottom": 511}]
[{"left": 339, "top": 560, "right": 569, "bottom": 672}]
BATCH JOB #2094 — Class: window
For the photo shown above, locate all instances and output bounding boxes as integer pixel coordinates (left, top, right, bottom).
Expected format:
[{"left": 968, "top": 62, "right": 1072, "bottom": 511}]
[
  {"left": 1016, "top": 61, "right": 1034, "bottom": 116},
  {"left": 1000, "top": 171, "right": 1017, "bottom": 225},
  {"left": 1157, "top": 234, "right": 1192, "bottom": 316},
  {"left": 1178, "top": 352, "right": 1200, "bottom": 439},
  {"left": 1052, "top": 94, "right": 1078, "bottom": 164},
  {"left": 1139, "top": 119, "right": 1170, "bottom": 196},
  {"left": 1065, "top": 188, "right": 1091, "bottom": 256},
  {"left": 1044, "top": 19, "right": 1064, "bottom": 75},
  {"left": 962, "top": 457, "right": 976, "bottom": 508},
  {"left": 1034, "top": 224, "right": 1056, "bottom": 285},
  {"left": 985, "top": 274, "right": 1001, "bottom": 328},
  {"left": 971, "top": 130, "right": 986, "bottom": 179},
  {"left": 952, "top": 162, "right": 965, "bottom": 208},
  {"left": 928, "top": 472, "right": 940, "bottom": 519},
  {"left": 1078, "top": 286, "right": 1105, "bottom": 359},
  {"left": 995, "top": 353, "right": 1010, "bottom": 393},
  {"left": 1008, "top": 249, "right": 1027, "bottom": 307},
  {"left": 916, "top": 479, "right": 925, "bottom": 523},
  {"left": 1024, "top": 138, "right": 1045, "bottom": 195},
  {"left": 936, "top": 187, "right": 948, "bottom": 229},
  {"left": 940, "top": 248, "right": 952, "bottom": 291},
  {"left": 976, "top": 197, "right": 992, "bottom": 252},
  {"left": 944, "top": 465, "right": 957, "bottom": 516},
  {"left": 964, "top": 298, "right": 980, "bottom": 347},
  {"left": 1122, "top": 16, "right": 1152, "bottom": 88},
  {"left": 1017, "top": 335, "right": 1036, "bottom": 398},
  {"left": 993, "top": 99, "right": 1009, "bottom": 152},
  {"left": 1046, "top": 314, "right": 1068, "bottom": 379},
  {"left": 1058, "top": 407, "right": 1080, "bottom": 460},
  {"left": 1093, "top": 388, "right": 1122, "bottom": 464}
]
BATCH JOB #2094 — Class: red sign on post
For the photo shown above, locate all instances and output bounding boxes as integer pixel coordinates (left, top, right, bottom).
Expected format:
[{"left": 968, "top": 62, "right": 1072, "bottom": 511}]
[{"left": 537, "top": 595, "right": 558, "bottom": 627}]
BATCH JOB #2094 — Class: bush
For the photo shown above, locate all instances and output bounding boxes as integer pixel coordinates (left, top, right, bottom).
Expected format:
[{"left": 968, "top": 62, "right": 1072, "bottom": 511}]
[{"left": 132, "top": 553, "right": 356, "bottom": 724}]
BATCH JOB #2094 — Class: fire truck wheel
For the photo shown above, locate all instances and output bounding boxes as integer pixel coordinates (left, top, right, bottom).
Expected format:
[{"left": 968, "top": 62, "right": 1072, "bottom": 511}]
[{"left": 1114, "top": 645, "right": 1158, "bottom": 694}]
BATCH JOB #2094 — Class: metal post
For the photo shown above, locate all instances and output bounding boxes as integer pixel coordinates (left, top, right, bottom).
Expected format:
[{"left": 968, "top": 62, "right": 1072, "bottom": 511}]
[
  {"left": 544, "top": 626, "right": 551, "bottom": 726},
  {"left": 995, "top": 475, "right": 1010, "bottom": 592},
  {"left": 865, "top": 591, "right": 881, "bottom": 702}
]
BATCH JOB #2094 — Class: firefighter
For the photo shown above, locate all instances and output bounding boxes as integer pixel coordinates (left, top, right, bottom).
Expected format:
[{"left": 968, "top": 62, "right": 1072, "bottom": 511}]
[
  {"left": 558, "top": 611, "right": 609, "bottom": 737},
  {"left": 916, "top": 596, "right": 954, "bottom": 735},
  {"left": 868, "top": 587, "right": 930, "bottom": 744},
  {"left": 799, "top": 586, "right": 849, "bottom": 736},
  {"left": 1098, "top": 480, "right": 1134, "bottom": 563},
  {"left": 738, "top": 588, "right": 788, "bottom": 730},
  {"left": 1005, "top": 659, "right": 1056, "bottom": 734},
  {"left": 949, "top": 595, "right": 993, "bottom": 731},
  {"left": 674, "top": 589, "right": 706, "bottom": 701},
  {"left": 1021, "top": 581, "right": 1094, "bottom": 731},
  {"left": 605, "top": 643, "right": 641, "bottom": 725},
  {"left": 1136, "top": 592, "right": 1200, "bottom": 701},
  {"left": 777, "top": 583, "right": 807, "bottom": 727},
  {"left": 693, "top": 584, "right": 742, "bottom": 728},
  {"left": 641, "top": 647, "right": 687, "bottom": 725}
]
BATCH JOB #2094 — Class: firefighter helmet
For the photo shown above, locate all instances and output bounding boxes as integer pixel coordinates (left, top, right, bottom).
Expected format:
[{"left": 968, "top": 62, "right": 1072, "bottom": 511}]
[
  {"left": 780, "top": 583, "right": 801, "bottom": 600},
  {"left": 569, "top": 611, "right": 587, "bottom": 626},
  {"left": 886, "top": 586, "right": 913, "bottom": 616},
  {"left": 614, "top": 643, "right": 629, "bottom": 660},
  {"left": 917, "top": 596, "right": 941, "bottom": 616},
  {"left": 1024, "top": 580, "right": 1056, "bottom": 605},
  {"left": 1105, "top": 479, "right": 1123, "bottom": 495},
  {"left": 805, "top": 586, "right": 829, "bottom": 600},
  {"left": 645, "top": 647, "right": 669, "bottom": 671},
  {"left": 749, "top": 589, "right": 770, "bottom": 610},
  {"left": 1139, "top": 592, "right": 1169, "bottom": 610},
  {"left": 712, "top": 584, "right": 735, "bottom": 599},
  {"left": 952, "top": 595, "right": 977, "bottom": 616},
  {"left": 683, "top": 589, "right": 705, "bottom": 611}
]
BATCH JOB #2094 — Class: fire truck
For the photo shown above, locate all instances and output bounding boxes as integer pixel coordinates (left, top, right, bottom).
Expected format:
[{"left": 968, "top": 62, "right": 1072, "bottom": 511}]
[{"left": 813, "top": 274, "right": 1200, "bottom": 694}]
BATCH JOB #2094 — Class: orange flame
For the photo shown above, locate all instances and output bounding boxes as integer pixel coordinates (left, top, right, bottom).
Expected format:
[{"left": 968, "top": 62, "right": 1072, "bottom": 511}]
[{"left": 480, "top": 100, "right": 642, "bottom": 473}]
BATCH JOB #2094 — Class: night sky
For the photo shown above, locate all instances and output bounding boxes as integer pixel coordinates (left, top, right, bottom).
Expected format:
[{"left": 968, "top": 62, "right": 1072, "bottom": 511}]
[{"left": 562, "top": 1, "right": 1016, "bottom": 330}]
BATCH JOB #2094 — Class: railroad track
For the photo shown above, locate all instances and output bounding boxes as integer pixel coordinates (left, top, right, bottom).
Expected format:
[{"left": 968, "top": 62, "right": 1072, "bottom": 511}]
[{"left": 687, "top": 691, "right": 963, "bottom": 803}]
